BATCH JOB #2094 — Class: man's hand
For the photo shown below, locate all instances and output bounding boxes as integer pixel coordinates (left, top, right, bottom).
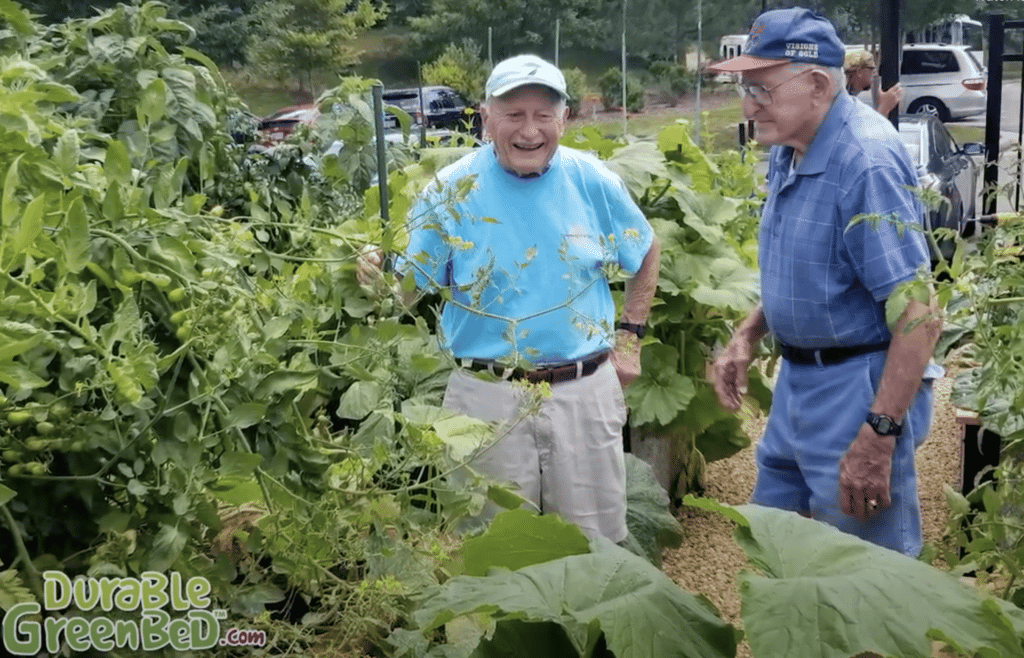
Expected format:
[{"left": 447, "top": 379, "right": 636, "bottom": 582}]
[
  {"left": 839, "top": 425, "right": 895, "bottom": 520},
  {"left": 610, "top": 330, "right": 641, "bottom": 388},
  {"left": 712, "top": 337, "right": 754, "bottom": 411},
  {"left": 356, "top": 245, "right": 384, "bottom": 286}
]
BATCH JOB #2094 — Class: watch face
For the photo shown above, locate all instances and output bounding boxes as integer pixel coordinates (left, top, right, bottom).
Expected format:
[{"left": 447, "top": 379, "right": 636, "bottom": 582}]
[{"left": 875, "top": 417, "right": 894, "bottom": 434}]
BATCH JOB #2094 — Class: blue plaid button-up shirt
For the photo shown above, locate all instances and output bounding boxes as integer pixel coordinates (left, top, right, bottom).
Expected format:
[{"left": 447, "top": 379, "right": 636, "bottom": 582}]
[{"left": 758, "top": 91, "right": 930, "bottom": 350}]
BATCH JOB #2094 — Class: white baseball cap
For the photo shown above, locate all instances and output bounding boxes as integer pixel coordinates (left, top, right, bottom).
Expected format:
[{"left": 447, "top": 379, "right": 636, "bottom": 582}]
[{"left": 485, "top": 54, "right": 569, "bottom": 100}]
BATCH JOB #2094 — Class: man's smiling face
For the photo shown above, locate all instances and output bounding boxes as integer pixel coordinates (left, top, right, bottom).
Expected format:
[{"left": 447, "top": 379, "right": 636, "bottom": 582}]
[{"left": 482, "top": 85, "right": 569, "bottom": 177}]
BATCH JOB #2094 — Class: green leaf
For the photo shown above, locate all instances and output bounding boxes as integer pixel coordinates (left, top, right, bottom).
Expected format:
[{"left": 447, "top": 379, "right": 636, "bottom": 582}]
[
  {"left": 461, "top": 509, "right": 590, "bottom": 577},
  {"left": 54, "top": 129, "right": 79, "bottom": 179},
  {"left": 730, "top": 504, "right": 1024, "bottom": 658},
  {"left": 146, "top": 524, "right": 187, "bottom": 572},
  {"left": 626, "top": 343, "right": 696, "bottom": 428},
  {"left": 226, "top": 402, "right": 267, "bottom": 429},
  {"left": 336, "top": 380, "right": 384, "bottom": 420},
  {"left": 209, "top": 476, "right": 264, "bottom": 506},
  {"left": 10, "top": 193, "right": 45, "bottom": 260},
  {"left": 413, "top": 539, "right": 737, "bottom": 658},
  {"left": 104, "top": 140, "right": 132, "bottom": 187},
  {"left": 624, "top": 454, "right": 683, "bottom": 565},
  {"left": 432, "top": 413, "right": 492, "bottom": 462},
  {"left": 0, "top": 569, "right": 36, "bottom": 612},
  {"left": 59, "top": 197, "right": 90, "bottom": 274},
  {"left": 138, "top": 77, "right": 167, "bottom": 125},
  {"left": 0, "top": 484, "right": 15, "bottom": 506},
  {"left": 254, "top": 370, "right": 318, "bottom": 399}
]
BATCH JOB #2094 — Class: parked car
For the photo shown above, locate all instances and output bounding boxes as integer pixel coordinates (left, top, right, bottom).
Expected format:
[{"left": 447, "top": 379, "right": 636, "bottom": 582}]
[
  {"left": 256, "top": 103, "right": 319, "bottom": 146},
  {"left": 896, "top": 114, "right": 985, "bottom": 260},
  {"left": 382, "top": 86, "right": 478, "bottom": 134},
  {"left": 855, "top": 45, "right": 986, "bottom": 122}
]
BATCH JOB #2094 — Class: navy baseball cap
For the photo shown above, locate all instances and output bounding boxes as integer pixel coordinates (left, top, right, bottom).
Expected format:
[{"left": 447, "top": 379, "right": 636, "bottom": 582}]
[{"left": 709, "top": 7, "right": 845, "bottom": 73}]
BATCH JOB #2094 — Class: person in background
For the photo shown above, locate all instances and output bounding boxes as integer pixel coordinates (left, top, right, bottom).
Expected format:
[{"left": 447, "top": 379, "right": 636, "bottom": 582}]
[
  {"left": 845, "top": 48, "right": 903, "bottom": 117},
  {"left": 358, "top": 54, "right": 660, "bottom": 543},
  {"left": 708, "top": 7, "right": 942, "bottom": 556}
]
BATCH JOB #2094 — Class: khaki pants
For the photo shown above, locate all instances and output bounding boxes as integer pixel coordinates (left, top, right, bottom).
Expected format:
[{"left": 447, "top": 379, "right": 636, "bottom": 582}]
[{"left": 443, "top": 359, "right": 628, "bottom": 542}]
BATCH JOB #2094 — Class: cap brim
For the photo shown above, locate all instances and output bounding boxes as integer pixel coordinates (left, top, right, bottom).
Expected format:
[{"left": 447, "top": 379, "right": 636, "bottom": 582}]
[{"left": 707, "top": 56, "right": 789, "bottom": 73}]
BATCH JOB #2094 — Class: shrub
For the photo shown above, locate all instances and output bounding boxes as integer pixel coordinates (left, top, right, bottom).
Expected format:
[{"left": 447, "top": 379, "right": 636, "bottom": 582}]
[
  {"left": 421, "top": 38, "right": 487, "bottom": 103},
  {"left": 598, "top": 67, "right": 645, "bottom": 113},
  {"left": 561, "top": 66, "right": 589, "bottom": 118},
  {"left": 648, "top": 60, "right": 697, "bottom": 106}
]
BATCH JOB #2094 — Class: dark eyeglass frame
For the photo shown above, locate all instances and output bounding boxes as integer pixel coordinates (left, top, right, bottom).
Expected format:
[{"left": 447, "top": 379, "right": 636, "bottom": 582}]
[{"left": 736, "top": 67, "right": 818, "bottom": 106}]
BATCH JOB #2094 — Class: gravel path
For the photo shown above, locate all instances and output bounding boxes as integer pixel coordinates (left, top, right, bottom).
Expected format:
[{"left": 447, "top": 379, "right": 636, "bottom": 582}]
[{"left": 661, "top": 376, "right": 962, "bottom": 657}]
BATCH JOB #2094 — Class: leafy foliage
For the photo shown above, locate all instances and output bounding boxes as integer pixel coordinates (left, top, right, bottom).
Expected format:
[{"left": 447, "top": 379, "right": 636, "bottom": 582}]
[
  {"left": 687, "top": 497, "right": 1024, "bottom": 658},
  {"left": 247, "top": 0, "right": 387, "bottom": 94},
  {"left": 421, "top": 38, "right": 488, "bottom": 103},
  {"left": 390, "top": 510, "right": 737, "bottom": 658},
  {"left": 563, "top": 122, "right": 769, "bottom": 499},
  {"left": 597, "top": 67, "right": 645, "bottom": 113}
]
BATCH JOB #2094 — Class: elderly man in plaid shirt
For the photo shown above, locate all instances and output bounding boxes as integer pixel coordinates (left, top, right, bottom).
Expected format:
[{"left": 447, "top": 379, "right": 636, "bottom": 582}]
[{"left": 709, "top": 8, "right": 943, "bottom": 556}]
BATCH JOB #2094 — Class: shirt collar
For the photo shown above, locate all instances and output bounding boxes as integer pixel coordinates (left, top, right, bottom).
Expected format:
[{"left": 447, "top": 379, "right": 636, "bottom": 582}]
[{"left": 790, "top": 91, "right": 854, "bottom": 176}]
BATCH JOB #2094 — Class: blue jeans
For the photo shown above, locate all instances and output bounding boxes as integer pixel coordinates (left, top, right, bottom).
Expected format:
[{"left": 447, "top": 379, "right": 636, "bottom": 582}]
[{"left": 751, "top": 351, "right": 935, "bottom": 556}]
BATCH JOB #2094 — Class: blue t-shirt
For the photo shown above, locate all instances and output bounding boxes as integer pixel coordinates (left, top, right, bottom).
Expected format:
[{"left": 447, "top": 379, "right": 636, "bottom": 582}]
[
  {"left": 758, "top": 92, "right": 930, "bottom": 350},
  {"left": 398, "top": 144, "right": 654, "bottom": 364}
]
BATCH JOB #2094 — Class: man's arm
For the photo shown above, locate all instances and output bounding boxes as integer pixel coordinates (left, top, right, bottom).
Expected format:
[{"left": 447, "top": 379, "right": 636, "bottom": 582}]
[
  {"left": 712, "top": 302, "right": 769, "bottom": 411},
  {"left": 611, "top": 236, "right": 661, "bottom": 387},
  {"left": 839, "top": 292, "right": 942, "bottom": 520}
]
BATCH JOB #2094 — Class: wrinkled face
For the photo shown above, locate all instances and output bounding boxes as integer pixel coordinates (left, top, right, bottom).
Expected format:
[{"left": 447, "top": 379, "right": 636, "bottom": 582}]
[
  {"left": 741, "top": 64, "right": 822, "bottom": 154},
  {"left": 482, "top": 85, "right": 569, "bottom": 176}
]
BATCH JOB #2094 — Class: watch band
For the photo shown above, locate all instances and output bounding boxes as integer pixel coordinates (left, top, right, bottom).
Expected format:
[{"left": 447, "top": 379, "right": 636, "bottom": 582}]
[{"left": 617, "top": 322, "right": 646, "bottom": 338}]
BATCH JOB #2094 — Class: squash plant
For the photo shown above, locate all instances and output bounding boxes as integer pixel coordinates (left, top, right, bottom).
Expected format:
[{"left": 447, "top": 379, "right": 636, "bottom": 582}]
[{"left": 562, "top": 125, "right": 772, "bottom": 500}]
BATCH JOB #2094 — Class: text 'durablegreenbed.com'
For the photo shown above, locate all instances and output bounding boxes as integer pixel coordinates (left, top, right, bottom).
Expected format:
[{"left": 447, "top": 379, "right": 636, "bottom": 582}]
[{"left": 2, "top": 571, "right": 267, "bottom": 654}]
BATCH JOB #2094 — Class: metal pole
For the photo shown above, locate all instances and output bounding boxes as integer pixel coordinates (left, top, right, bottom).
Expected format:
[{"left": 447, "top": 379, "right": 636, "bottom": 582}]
[
  {"left": 984, "top": 14, "right": 1004, "bottom": 216},
  {"left": 879, "top": 0, "right": 901, "bottom": 130},
  {"left": 417, "top": 62, "right": 426, "bottom": 148},
  {"left": 622, "top": 0, "right": 628, "bottom": 137},
  {"left": 371, "top": 84, "right": 389, "bottom": 225},
  {"left": 488, "top": 27, "right": 493, "bottom": 67},
  {"left": 555, "top": 18, "right": 560, "bottom": 68},
  {"left": 695, "top": 0, "right": 702, "bottom": 147}
]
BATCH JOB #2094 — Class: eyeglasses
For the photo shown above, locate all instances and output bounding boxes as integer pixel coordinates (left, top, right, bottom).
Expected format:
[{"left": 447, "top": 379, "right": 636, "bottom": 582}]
[{"left": 736, "top": 68, "right": 816, "bottom": 106}]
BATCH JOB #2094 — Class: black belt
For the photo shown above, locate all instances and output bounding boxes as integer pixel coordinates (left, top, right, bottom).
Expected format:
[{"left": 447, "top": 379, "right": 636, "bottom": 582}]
[
  {"left": 779, "top": 342, "right": 889, "bottom": 366},
  {"left": 465, "top": 351, "right": 609, "bottom": 384}
]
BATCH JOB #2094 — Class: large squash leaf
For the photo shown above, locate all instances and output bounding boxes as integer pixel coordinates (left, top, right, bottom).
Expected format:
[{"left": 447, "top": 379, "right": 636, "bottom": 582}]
[
  {"left": 689, "top": 499, "right": 1024, "bottom": 658},
  {"left": 623, "top": 454, "right": 683, "bottom": 566},
  {"left": 412, "top": 538, "right": 737, "bottom": 658}
]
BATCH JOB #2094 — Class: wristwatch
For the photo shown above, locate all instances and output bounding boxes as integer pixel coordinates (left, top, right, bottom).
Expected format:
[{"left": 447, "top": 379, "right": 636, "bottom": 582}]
[
  {"left": 617, "top": 322, "right": 646, "bottom": 338},
  {"left": 866, "top": 412, "right": 902, "bottom": 437}
]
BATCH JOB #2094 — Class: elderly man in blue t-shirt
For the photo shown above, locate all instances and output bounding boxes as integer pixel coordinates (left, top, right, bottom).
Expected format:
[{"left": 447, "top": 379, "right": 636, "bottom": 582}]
[
  {"left": 709, "top": 8, "right": 943, "bottom": 556},
  {"left": 359, "top": 54, "right": 660, "bottom": 542}
]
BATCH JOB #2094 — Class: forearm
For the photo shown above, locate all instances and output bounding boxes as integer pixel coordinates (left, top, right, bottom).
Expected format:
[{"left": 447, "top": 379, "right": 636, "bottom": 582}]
[
  {"left": 872, "top": 296, "right": 942, "bottom": 421},
  {"left": 619, "top": 237, "right": 661, "bottom": 325},
  {"left": 734, "top": 302, "right": 769, "bottom": 347}
]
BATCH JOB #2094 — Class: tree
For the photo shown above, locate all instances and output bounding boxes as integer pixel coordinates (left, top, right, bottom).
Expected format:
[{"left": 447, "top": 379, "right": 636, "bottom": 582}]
[
  {"left": 407, "top": 0, "right": 608, "bottom": 62},
  {"left": 247, "top": 0, "right": 387, "bottom": 95}
]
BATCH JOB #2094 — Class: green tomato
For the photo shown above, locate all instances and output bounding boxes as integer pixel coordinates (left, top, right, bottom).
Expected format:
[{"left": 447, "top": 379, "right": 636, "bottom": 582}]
[
  {"left": 170, "top": 310, "right": 188, "bottom": 326},
  {"left": 118, "top": 269, "right": 143, "bottom": 286},
  {"left": 7, "top": 463, "right": 25, "bottom": 476},
  {"left": 26, "top": 462, "right": 46, "bottom": 476},
  {"left": 25, "top": 437, "right": 49, "bottom": 452},
  {"left": 167, "top": 288, "right": 187, "bottom": 303},
  {"left": 6, "top": 410, "right": 32, "bottom": 426},
  {"left": 175, "top": 323, "right": 192, "bottom": 341},
  {"left": 2, "top": 449, "right": 22, "bottom": 463},
  {"left": 36, "top": 421, "right": 56, "bottom": 436}
]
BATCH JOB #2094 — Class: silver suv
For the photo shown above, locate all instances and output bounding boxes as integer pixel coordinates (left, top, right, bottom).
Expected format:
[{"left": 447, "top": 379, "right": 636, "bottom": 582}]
[{"left": 899, "top": 44, "right": 986, "bottom": 121}]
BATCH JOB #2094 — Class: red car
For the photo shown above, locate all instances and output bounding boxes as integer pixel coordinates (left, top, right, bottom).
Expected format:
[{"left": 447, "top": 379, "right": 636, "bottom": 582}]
[{"left": 256, "top": 104, "right": 320, "bottom": 146}]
